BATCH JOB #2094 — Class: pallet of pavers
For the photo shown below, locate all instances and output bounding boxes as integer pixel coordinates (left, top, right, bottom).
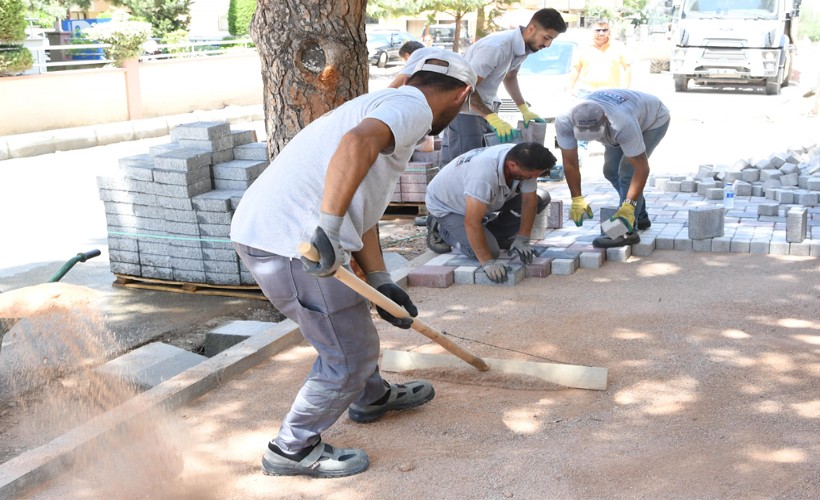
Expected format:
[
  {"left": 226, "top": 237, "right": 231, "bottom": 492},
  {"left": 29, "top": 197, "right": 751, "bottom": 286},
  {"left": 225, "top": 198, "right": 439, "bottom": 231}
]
[{"left": 97, "top": 121, "right": 270, "bottom": 290}]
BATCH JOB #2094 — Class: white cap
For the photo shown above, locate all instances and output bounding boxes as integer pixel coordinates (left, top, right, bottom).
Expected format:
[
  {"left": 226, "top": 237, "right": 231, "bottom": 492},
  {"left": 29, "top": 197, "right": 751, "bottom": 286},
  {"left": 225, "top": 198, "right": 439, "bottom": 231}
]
[{"left": 411, "top": 49, "right": 476, "bottom": 89}]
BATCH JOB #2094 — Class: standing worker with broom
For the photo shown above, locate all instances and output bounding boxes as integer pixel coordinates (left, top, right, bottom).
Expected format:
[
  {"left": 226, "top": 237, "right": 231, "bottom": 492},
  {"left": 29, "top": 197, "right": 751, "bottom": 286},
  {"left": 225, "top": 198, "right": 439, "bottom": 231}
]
[{"left": 230, "top": 50, "right": 476, "bottom": 478}]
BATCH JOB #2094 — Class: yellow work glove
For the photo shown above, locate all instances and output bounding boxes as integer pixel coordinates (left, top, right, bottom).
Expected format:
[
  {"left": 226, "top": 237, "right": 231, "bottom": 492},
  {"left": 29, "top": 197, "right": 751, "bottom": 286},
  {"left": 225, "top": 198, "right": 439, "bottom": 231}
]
[
  {"left": 486, "top": 113, "right": 518, "bottom": 143},
  {"left": 517, "top": 104, "right": 545, "bottom": 127},
  {"left": 570, "top": 196, "right": 593, "bottom": 227},
  {"left": 611, "top": 201, "right": 636, "bottom": 233}
]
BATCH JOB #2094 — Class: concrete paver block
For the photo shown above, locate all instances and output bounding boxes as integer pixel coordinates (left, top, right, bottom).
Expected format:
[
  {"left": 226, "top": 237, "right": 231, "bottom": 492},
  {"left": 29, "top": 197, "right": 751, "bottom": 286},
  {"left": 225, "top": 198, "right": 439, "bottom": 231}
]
[
  {"left": 674, "top": 236, "right": 692, "bottom": 251},
  {"left": 170, "top": 121, "right": 231, "bottom": 141},
  {"left": 547, "top": 200, "right": 563, "bottom": 229},
  {"left": 692, "top": 238, "right": 712, "bottom": 252},
  {"left": 707, "top": 188, "right": 725, "bottom": 200},
  {"left": 474, "top": 263, "right": 525, "bottom": 286},
  {"left": 749, "top": 239, "right": 771, "bottom": 254},
  {"left": 605, "top": 246, "right": 631, "bottom": 262},
  {"left": 688, "top": 206, "right": 725, "bottom": 240},
  {"left": 730, "top": 238, "right": 751, "bottom": 253},
  {"left": 154, "top": 149, "right": 211, "bottom": 172},
  {"left": 599, "top": 206, "right": 617, "bottom": 235},
  {"left": 93, "top": 342, "right": 206, "bottom": 391},
  {"left": 233, "top": 142, "right": 269, "bottom": 161},
  {"left": 779, "top": 173, "right": 799, "bottom": 186},
  {"left": 525, "top": 257, "right": 552, "bottom": 277},
  {"left": 711, "top": 236, "right": 732, "bottom": 253},
  {"left": 794, "top": 192, "right": 818, "bottom": 207},
  {"left": 602, "top": 218, "right": 629, "bottom": 239},
  {"left": 454, "top": 266, "right": 477, "bottom": 284},
  {"left": 786, "top": 208, "right": 808, "bottom": 243},
  {"left": 758, "top": 203, "right": 780, "bottom": 217},
  {"left": 789, "top": 241, "right": 811, "bottom": 256},
  {"left": 551, "top": 258, "right": 577, "bottom": 275},
  {"left": 408, "top": 265, "right": 455, "bottom": 288},
  {"left": 579, "top": 252, "right": 604, "bottom": 269},
  {"left": 632, "top": 236, "right": 655, "bottom": 256}
]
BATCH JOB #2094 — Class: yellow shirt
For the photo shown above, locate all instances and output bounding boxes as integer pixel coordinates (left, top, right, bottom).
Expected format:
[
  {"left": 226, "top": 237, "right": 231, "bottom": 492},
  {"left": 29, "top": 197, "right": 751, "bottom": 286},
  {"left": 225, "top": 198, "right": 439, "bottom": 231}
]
[{"left": 574, "top": 42, "right": 630, "bottom": 90}]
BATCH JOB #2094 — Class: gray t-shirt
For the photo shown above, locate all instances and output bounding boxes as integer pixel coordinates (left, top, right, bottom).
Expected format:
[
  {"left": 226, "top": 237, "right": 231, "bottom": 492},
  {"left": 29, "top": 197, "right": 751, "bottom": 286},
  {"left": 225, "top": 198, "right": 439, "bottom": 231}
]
[
  {"left": 461, "top": 27, "right": 529, "bottom": 114},
  {"left": 231, "top": 87, "right": 432, "bottom": 257},
  {"left": 555, "top": 89, "right": 670, "bottom": 157},
  {"left": 425, "top": 144, "right": 537, "bottom": 218}
]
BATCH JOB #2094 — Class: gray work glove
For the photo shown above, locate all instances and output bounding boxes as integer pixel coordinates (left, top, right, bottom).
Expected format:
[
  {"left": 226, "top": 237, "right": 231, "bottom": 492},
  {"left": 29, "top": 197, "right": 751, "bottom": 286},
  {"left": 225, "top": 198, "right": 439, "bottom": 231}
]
[
  {"left": 508, "top": 235, "right": 533, "bottom": 264},
  {"left": 301, "top": 212, "right": 345, "bottom": 277},
  {"left": 366, "top": 271, "right": 418, "bottom": 329},
  {"left": 481, "top": 259, "right": 509, "bottom": 283}
]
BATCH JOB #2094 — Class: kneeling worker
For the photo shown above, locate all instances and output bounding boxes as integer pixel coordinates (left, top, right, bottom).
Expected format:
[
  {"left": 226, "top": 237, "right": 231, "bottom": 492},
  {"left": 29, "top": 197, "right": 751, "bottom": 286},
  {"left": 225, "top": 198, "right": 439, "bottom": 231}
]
[{"left": 425, "top": 142, "right": 556, "bottom": 283}]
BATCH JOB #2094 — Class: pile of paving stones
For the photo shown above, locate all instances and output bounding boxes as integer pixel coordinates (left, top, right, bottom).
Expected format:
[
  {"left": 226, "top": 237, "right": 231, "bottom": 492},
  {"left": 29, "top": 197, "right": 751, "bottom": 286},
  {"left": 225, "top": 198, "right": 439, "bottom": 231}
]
[{"left": 97, "top": 121, "right": 268, "bottom": 285}]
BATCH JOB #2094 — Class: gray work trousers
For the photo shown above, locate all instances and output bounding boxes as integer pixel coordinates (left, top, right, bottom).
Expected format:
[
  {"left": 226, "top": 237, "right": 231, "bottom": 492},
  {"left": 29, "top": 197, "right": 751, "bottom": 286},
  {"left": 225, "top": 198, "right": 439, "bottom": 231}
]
[
  {"left": 441, "top": 113, "right": 492, "bottom": 164},
  {"left": 233, "top": 243, "right": 387, "bottom": 453},
  {"left": 434, "top": 191, "right": 550, "bottom": 260}
]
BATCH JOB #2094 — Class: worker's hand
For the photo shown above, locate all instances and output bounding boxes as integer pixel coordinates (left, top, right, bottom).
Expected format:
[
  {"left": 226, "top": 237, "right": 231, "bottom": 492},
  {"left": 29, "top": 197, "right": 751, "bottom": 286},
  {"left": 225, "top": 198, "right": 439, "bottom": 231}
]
[
  {"left": 517, "top": 104, "right": 545, "bottom": 127},
  {"left": 569, "top": 196, "right": 593, "bottom": 227},
  {"left": 508, "top": 235, "right": 534, "bottom": 264},
  {"left": 366, "top": 271, "right": 417, "bottom": 329},
  {"left": 611, "top": 201, "right": 636, "bottom": 233},
  {"left": 301, "top": 212, "right": 345, "bottom": 277},
  {"left": 481, "top": 259, "right": 509, "bottom": 283},
  {"left": 486, "top": 113, "right": 519, "bottom": 143}
]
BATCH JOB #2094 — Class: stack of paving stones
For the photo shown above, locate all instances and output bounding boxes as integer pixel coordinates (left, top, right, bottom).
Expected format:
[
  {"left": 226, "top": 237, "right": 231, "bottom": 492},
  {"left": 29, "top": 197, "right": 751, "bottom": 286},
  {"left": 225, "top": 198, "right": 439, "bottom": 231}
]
[
  {"left": 408, "top": 143, "right": 819, "bottom": 289},
  {"left": 98, "top": 121, "right": 269, "bottom": 286}
]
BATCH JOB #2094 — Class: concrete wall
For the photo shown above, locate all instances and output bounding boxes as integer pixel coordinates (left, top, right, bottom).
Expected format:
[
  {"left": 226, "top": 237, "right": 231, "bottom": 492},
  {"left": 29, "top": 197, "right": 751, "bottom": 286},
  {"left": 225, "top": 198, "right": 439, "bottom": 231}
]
[
  {"left": 0, "top": 51, "right": 263, "bottom": 136},
  {"left": 0, "top": 69, "right": 128, "bottom": 135}
]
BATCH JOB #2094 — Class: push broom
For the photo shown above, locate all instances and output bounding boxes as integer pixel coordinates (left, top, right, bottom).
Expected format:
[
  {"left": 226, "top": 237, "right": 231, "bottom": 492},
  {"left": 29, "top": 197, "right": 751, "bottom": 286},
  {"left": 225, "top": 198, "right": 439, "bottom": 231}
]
[{"left": 300, "top": 243, "right": 607, "bottom": 391}]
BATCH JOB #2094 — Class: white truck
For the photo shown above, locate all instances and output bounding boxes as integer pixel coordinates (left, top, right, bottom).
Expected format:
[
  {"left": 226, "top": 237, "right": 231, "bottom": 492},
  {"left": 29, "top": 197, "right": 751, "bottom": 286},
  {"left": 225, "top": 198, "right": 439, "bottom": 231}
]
[{"left": 670, "top": 0, "right": 801, "bottom": 95}]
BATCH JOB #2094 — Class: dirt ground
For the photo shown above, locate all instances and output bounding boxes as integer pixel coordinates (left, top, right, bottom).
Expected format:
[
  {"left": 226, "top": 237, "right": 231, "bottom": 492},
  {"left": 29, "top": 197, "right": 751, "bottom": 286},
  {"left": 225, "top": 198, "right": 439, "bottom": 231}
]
[{"left": 24, "top": 251, "right": 819, "bottom": 499}]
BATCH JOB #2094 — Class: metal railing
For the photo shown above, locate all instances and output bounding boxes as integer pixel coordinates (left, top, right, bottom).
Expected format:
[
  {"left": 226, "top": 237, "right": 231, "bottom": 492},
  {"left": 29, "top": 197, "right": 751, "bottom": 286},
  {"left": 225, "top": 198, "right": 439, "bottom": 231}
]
[{"left": 26, "top": 38, "right": 255, "bottom": 71}]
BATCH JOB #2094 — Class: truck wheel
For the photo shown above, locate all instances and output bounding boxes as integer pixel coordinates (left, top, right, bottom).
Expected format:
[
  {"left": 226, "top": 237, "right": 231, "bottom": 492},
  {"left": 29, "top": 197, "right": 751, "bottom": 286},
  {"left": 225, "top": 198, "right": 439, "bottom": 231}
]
[
  {"left": 650, "top": 59, "right": 665, "bottom": 74},
  {"left": 377, "top": 52, "right": 388, "bottom": 68},
  {"left": 781, "top": 56, "right": 791, "bottom": 87},
  {"left": 765, "top": 68, "right": 783, "bottom": 95},
  {"left": 673, "top": 75, "right": 688, "bottom": 92}
]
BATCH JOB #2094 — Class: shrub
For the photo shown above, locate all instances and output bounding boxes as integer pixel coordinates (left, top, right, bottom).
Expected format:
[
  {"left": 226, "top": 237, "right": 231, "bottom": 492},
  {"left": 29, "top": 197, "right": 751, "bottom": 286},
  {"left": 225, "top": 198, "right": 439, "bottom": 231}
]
[
  {"left": 0, "top": 44, "right": 33, "bottom": 75},
  {"left": 84, "top": 19, "right": 152, "bottom": 66},
  {"left": 227, "top": 0, "right": 255, "bottom": 37},
  {"left": 0, "top": 0, "right": 27, "bottom": 43}
]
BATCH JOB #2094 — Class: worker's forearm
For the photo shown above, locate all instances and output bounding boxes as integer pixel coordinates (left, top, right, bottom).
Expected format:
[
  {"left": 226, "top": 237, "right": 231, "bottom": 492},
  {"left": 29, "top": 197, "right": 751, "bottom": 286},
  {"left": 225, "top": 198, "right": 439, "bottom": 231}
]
[
  {"left": 465, "top": 220, "right": 493, "bottom": 263},
  {"left": 352, "top": 226, "right": 386, "bottom": 274}
]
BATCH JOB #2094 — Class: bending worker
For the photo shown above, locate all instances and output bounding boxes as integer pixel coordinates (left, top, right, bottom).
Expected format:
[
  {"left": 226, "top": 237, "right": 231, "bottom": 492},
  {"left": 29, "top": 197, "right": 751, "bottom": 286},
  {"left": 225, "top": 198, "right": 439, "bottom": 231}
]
[
  {"left": 395, "top": 9, "right": 566, "bottom": 162},
  {"left": 425, "top": 142, "right": 556, "bottom": 283},
  {"left": 555, "top": 89, "right": 670, "bottom": 248},
  {"left": 231, "top": 49, "right": 476, "bottom": 478}
]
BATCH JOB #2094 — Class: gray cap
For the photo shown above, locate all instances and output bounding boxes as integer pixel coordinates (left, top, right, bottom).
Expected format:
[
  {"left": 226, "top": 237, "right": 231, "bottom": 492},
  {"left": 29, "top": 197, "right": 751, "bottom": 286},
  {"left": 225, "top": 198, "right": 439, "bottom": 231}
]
[
  {"left": 571, "top": 101, "right": 606, "bottom": 141},
  {"left": 412, "top": 48, "right": 477, "bottom": 89}
]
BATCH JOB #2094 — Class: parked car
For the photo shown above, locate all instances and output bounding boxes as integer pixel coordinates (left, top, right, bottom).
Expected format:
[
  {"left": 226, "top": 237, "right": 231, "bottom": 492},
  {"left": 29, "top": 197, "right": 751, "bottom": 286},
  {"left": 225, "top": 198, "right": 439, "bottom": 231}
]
[
  {"left": 496, "top": 40, "right": 578, "bottom": 124},
  {"left": 428, "top": 24, "right": 471, "bottom": 54},
  {"left": 366, "top": 29, "right": 419, "bottom": 68}
]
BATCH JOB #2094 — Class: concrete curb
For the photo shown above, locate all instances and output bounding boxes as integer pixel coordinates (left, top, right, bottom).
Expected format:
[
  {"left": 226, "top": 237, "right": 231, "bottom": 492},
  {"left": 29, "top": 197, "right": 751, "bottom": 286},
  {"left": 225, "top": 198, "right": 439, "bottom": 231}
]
[
  {"left": 0, "top": 104, "right": 264, "bottom": 160},
  {"left": 0, "top": 319, "right": 301, "bottom": 498}
]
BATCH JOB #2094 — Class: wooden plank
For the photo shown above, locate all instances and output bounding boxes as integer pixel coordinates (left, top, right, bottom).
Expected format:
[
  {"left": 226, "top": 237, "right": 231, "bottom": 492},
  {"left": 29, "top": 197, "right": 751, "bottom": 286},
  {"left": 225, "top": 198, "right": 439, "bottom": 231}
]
[
  {"left": 112, "top": 274, "right": 266, "bottom": 300},
  {"left": 380, "top": 350, "right": 607, "bottom": 391}
]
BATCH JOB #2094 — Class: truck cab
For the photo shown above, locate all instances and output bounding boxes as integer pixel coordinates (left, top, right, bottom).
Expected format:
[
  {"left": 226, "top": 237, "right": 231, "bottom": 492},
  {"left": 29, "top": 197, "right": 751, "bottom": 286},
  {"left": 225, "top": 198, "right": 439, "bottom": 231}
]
[{"left": 670, "top": 0, "right": 801, "bottom": 94}]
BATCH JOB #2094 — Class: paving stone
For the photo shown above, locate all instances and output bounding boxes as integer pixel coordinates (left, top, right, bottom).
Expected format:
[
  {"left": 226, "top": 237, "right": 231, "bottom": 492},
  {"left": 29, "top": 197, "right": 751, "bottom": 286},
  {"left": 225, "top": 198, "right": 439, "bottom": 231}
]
[
  {"left": 741, "top": 169, "right": 760, "bottom": 182},
  {"left": 212, "top": 160, "right": 268, "bottom": 181},
  {"left": 205, "top": 272, "right": 241, "bottom": 285},
  {"left": 697, "top": 180, "right": 716, "bottom": 197},
  {"left": 692, "top": 238, "right": 712, "bottom": 252},
  {"left": 547, "top": 200, "right": 563, "bottom": 229},
  {"left": 749, "top": 239, "right": 771, "bottom": 254},
  {"left": 94, "top": 342, "right": 206, "bottom": 391},
  {"left": 426, "top": 253, "right": 456, "bottom": 266},
  {"left": 234, "top": 142, "right": 269, "bottom": 161},
  {"left": 688, "top": 206, "right": 724, "bottom": 239},
  {"left": 454, "top": 266, "right": 477, "bottom": 284},
  {"left": 550, "top": 258, "right": 577, "bottom": 275},
  {"left": 153, "top": 149, "right": 211, "bottom": 172},
  {"left": 794, "top": 192, "right": 818, "bottom": 207},
  {"left": 679, "top": 180, "right": 696, "bottom": 192},
  {"left": 810, "top": 240, "right": 820, "bottom": 257},
  {"left": 605, "top": 246, "right": 631, "bottom": 262},
  {"left": 730, "top": 238, "right": 751, "bottom": 253},
  {"left": 758, "top": 203, "right": 780, "bottom": 216},
  {"left": 174, "top": 269, "right": 207, "bottom": 282},
  {"left": 655, "top": 234, "right": 675, "bottom": 250},
  {"left": 525, "top": 257, "right": 552, "bottom": 277},
  {"left": 760, "top": 169, "right": 783, "bottom": 181},
  {"left": 780, "top": 173, "right": 799, "bottom": 186},
  {"left": 170, "top": 121, "right": 231, "bottom": 141},
  {"left": 774, "top": 190, "right": 794, "bottom": 204},
  {"left": 674, "top": 236, "right": 692, "bottom": 251},
  {"left": 474, "top": 263, "right": 525, "bottom": 286},
  {"left": 706, "top": 188, "right": 724, "bottom": 200},
  {"left": 408, "top": 265, "right": 455, "bottom": 288},
  {"left": 807, "top": 177, "right": 820, "bottom": 191},
  {"left": 204, "top": 320, "right": 277, "bottom": 357},
  {"left": 711, "top": 236, "right": 732, "bottom": 253},
  {"left": 599, "top": 206, "right": 618, "bottom": 235},
  {"left": 579, "top": 252, "right": 604, "bottom": 269},
  {"left": 632, "top": 236, "right": 655, "bottom": 256},
  {"left": 786, "top": 207, "right": 808, "bottom": 243},
  {"left": 734, "top": 181, "right": 753, "bottom": 197}
]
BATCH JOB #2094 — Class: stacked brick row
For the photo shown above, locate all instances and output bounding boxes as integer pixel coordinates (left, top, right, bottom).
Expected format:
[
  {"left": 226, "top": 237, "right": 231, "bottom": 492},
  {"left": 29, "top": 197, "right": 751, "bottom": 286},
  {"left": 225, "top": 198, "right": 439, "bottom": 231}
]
[
  {"left": 393, "top": 161, "right": 439, "bottom": 203},
  {"left": 98, "top": 122, "right": 269, "bottom": 285}
]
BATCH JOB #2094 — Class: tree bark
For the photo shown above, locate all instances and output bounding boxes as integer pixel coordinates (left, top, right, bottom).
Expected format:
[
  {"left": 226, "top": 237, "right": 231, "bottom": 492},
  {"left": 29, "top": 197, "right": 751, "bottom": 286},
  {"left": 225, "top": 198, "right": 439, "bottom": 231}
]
[{"left": 251, "top": 0, "right": 368, "bottom": 158}]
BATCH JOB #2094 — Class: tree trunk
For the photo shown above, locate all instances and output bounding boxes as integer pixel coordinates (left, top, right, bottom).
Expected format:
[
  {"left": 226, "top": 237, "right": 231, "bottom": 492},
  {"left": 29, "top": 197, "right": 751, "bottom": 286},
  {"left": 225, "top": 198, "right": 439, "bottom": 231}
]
[
  {"left": 453, "top": 15, "right": 463, "bottom": 53},
  {"left": 251, "top": 0, "right": 368, "bottom": 158}
]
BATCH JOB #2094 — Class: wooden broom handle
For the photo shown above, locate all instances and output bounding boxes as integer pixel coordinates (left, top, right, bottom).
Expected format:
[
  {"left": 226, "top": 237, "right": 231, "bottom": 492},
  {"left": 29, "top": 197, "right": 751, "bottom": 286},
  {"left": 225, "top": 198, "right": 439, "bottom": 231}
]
[{"left": 299, "top": 243, "right": 489, "bottom": 371}]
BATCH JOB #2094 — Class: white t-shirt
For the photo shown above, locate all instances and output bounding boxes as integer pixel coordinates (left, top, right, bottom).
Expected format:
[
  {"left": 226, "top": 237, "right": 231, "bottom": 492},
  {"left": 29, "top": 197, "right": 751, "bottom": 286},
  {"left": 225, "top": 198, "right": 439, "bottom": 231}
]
[
  {"left": 425, "top": 144, "right": 537, "bottom": 218},
  {"left": 555, "top": 89, "right": 670, "bottom": 157},
  {"left": 462, "top": 27, "right": 529, "bottom": 114},
  {"left": 231, "top": 87, "right": 432, "bottom": 257}
]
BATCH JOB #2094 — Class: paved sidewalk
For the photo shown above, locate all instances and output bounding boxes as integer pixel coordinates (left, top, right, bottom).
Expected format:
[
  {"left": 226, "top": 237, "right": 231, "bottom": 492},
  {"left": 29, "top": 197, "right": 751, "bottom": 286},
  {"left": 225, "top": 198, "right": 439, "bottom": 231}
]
[{"left": 0, "top": 104, "right": 263, "bottom": 160}]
